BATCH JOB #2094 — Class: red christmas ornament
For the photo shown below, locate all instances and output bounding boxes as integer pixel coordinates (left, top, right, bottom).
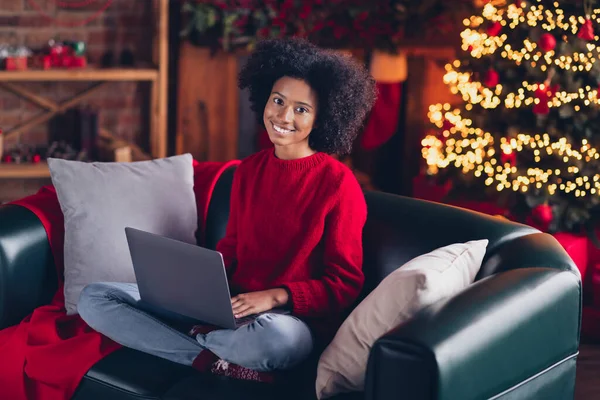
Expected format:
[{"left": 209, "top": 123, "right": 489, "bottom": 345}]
[
  {"left": 533, "top": 83, "right": 558, "bottom": 115},
  {"left": 500, "top": 149, "right": 517, "bottom": 165},
  {"left": 578, "top": 18, "right": 595, "bottom": 41},
  {"left": 538, "top": 33, "right": 556, "bottom": 52},
  {"left": 487, "top": 21, "right": 502, "bottom": 36},
  {"left": 484, "top": 68, "right": 499, "bottom": 87},
  {"left": 436, "top": 119, "right": 455, "bottom": 144},
  {"left": 441, "top": 119, "right": 454, "bottom": 133},
  {"left": 529, "top": 203, "right": 553, "bottom": 231}
]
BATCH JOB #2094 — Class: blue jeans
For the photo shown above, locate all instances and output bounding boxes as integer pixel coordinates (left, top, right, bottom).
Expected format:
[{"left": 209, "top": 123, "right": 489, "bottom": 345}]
[{"left": 77, "top": 282, "right": 314, "bottom": 372}]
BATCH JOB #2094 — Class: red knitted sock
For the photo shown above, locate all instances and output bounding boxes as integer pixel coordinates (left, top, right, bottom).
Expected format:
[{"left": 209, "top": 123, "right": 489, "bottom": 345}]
[
  {"left": 188, "top": 324, "right": 219, "bottom": 336},
  {"left": 210, "top": 359, "right": 277, "bottom": 384},
  {"left": 192, "top": 350, "right": 219, "bottom": 372}
]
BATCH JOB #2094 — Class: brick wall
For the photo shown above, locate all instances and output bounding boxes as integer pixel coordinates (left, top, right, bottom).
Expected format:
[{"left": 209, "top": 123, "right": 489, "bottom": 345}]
[{"left": 0, "top": 0, "right": 154, "bottom": 203}]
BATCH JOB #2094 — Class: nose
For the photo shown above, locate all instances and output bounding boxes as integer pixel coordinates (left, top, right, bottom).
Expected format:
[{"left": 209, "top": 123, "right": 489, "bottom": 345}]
[{"left": 278, "top": 106, "right": 294, "bottom": 123}]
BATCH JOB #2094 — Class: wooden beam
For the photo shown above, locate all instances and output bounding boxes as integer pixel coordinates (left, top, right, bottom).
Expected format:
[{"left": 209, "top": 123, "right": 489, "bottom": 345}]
[
  {"left": 0, "top": 163, "right": 50, "bottom": 179},
  {"left": 0, "top": 68, "right": 159, "bottom": 82},
  {"left": 0, "top": 82, "right": 59, "bottom": 111},
  {"left": 4, "top": 82, "right": 107, "bottom": 142},
  {"left": 98, "top": 128, "right": 151, "bottom": 161},
  {"left": 150, "top": 0, "right": 169, "bottom": 159},
  {"left": 176, "top": 45, "right": 239, "bottom": 161}
]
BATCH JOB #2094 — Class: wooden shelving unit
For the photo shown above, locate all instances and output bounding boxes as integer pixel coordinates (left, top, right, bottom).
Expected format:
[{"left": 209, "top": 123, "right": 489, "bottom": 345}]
[
  {"left": 0, "top": 162, "right": 50, "bottom": 179},
  {"left": 0, "top": 68, "right": 159, "bottom": 82},
  {"left": 0, "top": 0, "right": 169, "bottom": 179}
]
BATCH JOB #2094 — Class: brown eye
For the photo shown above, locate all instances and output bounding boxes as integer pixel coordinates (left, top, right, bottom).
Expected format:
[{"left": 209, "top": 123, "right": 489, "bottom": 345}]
[
  {"left": 296, "top": 107, "right": 308, "bottom": 113},
  {"left": 273, "top": 98, "right": 284, "bottom": 105}
]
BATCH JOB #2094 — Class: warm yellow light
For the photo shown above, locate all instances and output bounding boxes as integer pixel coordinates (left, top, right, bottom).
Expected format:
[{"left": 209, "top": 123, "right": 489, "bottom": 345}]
[{"left": 423, "top": 108, "right": 600, "bottom": 197}]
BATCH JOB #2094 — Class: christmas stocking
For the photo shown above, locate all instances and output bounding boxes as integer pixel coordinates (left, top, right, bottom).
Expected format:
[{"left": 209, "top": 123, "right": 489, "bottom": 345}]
[{"left": 360, "top": 50, "right": 407, "bottom": 150}]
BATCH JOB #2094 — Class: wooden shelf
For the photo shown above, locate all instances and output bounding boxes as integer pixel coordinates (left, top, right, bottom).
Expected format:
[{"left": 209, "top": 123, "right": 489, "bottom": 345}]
[
  {"left": 0, "top": 163, "right": 50, "bottom": 179},
  {"left": 0, "top": 0, "right": 169, "bottom": 182},
  {"left": 0, "top": 68, "right": 159, "bottom": 82}
]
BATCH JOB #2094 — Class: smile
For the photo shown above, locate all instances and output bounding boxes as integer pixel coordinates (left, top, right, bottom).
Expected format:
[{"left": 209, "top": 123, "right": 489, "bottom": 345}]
[{"left": 272, "top": 123, "right": 294, "bottom": 134}]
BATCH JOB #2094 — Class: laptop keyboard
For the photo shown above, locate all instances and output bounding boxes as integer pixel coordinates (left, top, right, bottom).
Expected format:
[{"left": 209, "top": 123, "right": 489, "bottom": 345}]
[{"left": 234, "top": 315, "right": 256, "bottom": 327}]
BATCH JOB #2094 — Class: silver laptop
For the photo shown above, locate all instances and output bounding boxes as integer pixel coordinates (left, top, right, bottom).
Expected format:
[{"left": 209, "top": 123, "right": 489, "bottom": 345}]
[{"left": 124, "top": 226, "right": 249, "bottom": 330}]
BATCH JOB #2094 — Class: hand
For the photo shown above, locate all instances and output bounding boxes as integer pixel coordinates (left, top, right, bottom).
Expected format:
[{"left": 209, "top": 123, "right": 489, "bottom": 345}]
[{"left": 231, "top": 288, "right": 289, "bottom": 319}]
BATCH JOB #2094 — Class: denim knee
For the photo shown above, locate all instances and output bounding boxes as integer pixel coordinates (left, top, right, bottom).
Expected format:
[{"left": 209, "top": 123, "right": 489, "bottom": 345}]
[
  {"left": 252, "top": 314, "right": 314, "bottom": 371},
  {"left": 77, "top": 283, "right": 110, "bottom": 325}
]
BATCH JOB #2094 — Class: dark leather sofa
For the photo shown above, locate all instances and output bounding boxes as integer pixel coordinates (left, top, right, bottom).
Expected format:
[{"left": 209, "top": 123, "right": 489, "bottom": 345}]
[{"left": 0, "top": 164, "right": 582, "bottom": 399}]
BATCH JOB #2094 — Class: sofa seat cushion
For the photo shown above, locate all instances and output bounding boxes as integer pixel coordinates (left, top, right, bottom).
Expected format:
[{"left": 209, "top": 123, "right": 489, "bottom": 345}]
[
  {"left": 71, "top": 348, "right": 195, "bottom": 400},
  {"left": 72, "top": 347, "right": 359, "bottom": 400},
  {"left": 163, "top": 374, "right": 364, "bottom": 400}
]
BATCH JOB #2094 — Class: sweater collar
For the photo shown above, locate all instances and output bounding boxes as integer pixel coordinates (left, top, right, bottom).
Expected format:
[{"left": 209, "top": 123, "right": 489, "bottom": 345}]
[{"left": 269, "top": 147, "right": 327, "bottom": 171}]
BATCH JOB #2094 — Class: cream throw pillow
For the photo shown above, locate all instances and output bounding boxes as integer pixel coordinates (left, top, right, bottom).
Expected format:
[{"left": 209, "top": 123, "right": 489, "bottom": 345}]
[{"left": 315, "top": 239, "right": 489, "bottom": 399}]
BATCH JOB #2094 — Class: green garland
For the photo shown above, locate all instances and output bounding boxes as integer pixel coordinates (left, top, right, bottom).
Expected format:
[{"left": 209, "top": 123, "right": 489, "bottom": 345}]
[{"left": 180, "top": 0, "right": 480, "bottom": 53}]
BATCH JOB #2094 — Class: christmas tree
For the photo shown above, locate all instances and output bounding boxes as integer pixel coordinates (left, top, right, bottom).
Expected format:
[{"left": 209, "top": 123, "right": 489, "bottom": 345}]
[{"left": 422, "top": 0, "right": 600, "bottom": 233}]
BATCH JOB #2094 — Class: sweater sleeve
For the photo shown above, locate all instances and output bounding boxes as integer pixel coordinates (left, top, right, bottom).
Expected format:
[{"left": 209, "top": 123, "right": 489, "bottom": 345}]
[
  {"left": 282, "top": 174, "right": 367, "bottom": 318},
  {"left": 215, "top": 168, "right": 241, "bottom": 277}
]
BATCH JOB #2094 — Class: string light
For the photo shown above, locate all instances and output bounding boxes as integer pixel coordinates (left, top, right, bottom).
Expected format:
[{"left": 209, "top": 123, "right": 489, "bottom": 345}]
[
  {"left": 426, "top": 2, "right": 600, "bottom": 199},
  {"left": 443, "top": 64, "right": 600, "bottom": 110},
  {"left": 464, "top": 3, "right": 600, "bottom": 72},
  {"left": 423, "top": 106, "right": 600, "bottom": 196}
]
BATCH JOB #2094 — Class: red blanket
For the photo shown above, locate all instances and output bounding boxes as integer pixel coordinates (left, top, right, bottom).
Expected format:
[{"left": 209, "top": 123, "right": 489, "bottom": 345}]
[{"left": 0, "top": 160, "right": 240, "bottom": 400}]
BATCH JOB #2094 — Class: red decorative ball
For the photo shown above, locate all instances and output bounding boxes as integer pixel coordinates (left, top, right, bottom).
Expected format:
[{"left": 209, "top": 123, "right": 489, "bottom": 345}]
[
  {"left": 441, "top": 119, "right": 454, "bottom": 133},
  {"left": 484, "top": 68, "right": 499, "bottom": 87},
  {"left": 500, "top": 149, "right": 516, "bottom": 166},
  {"left": 538, "top": 33, "right": 556, "bottom": 52},
  {"left": 532, "top": 203, "right": 553, "bottom": 224},
  {"left": 487, "top": 21, "right": 502, "bottom": 36}
]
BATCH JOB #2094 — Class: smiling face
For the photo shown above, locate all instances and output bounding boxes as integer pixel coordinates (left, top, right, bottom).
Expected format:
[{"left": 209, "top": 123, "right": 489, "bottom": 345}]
[{"left": 263, "top": 76, "right": 318, "bottom": 159}]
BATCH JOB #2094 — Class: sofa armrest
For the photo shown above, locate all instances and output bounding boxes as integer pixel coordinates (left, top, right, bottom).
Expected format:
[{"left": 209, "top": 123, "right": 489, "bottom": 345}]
[
  {"left": 0, "top": 205, "right": 57, "bottom": 329},
  {"left": 364, "top": 267, "right": 581, "bottom": 400}
]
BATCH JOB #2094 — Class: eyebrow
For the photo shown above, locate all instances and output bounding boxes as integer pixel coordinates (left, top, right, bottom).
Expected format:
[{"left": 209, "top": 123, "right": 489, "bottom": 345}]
[{"left": 272, "top": 91, "right": 314, "bottom": 109}]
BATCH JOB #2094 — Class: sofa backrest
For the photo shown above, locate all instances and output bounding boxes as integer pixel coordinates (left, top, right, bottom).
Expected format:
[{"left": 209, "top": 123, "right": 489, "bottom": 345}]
[
  {"left": 360, "top": 191, "right": 578, "bottom": 293},
  {"left": 204, "top": 166, "right": 579, "bottom": 298},
  {"left": 203, "top": 166, "right": 236, "bottom": 250}
]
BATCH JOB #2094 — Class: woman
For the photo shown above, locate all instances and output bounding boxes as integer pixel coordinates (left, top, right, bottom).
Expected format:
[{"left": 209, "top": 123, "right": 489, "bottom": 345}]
[{"left": 78, "top": 38, "right": 377, "bottom": 375}]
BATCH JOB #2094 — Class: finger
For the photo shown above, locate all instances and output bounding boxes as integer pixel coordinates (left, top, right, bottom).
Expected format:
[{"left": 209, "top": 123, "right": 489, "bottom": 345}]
[
  {"left": 232, "top": 302, "right": 246, "bottom": 314},
  {"left": 232, "top": 300, "right": 250, "bottom": 313},
  {"left": 234, "top": 305, "right": 254, "bottom": 318},
  {"left": 231, "top": 296, "right": 243, "bottom": 305}
]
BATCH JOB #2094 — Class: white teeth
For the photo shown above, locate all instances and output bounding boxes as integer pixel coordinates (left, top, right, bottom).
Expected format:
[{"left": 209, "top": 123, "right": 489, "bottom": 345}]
[{"left": 273, "top": 124, "right": 292, "bottom": 134}]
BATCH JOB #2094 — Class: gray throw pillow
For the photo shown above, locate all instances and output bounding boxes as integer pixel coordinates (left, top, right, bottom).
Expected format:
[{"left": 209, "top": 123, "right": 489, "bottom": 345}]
[{"left": 48, "top": 154, "right": 198, "bottom": 315}]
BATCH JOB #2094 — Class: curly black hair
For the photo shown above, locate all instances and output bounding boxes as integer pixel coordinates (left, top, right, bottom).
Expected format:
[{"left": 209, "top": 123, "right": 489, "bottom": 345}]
[{"left": 238, "top": 38, "right": 377, "bottom": 155}]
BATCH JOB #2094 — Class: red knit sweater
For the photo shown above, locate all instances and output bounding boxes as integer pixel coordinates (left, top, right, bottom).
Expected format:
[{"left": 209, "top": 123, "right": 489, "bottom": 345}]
[{"left": 216, "top": 148, "right": 367, "bottom": 343}]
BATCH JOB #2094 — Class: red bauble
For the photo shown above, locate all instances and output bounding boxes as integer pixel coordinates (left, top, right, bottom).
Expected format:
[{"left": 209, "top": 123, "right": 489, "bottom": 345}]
[
  {"left": 578, "top": 18, "right": 595, "bottom": 41},
  {"left": 538, "top": 33, "right": 556, "bottom": 52},
  {"left": 441, "top": 119, "right": 454, "bottom": 133},
  {"left": 500, "top": 150, "right": 517, "bottom": 165},
  {"left": 484, "top": 68, "right": 499, "bottom": 87},
  {"left": 533, "top": 83, "right": 558, "bottom": 115},
  {"left": 487, "top": 21, "right": 502, "bottom": 36},
  {"left": 531, "top": 203, "right": 553, "bottom": 227}
]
